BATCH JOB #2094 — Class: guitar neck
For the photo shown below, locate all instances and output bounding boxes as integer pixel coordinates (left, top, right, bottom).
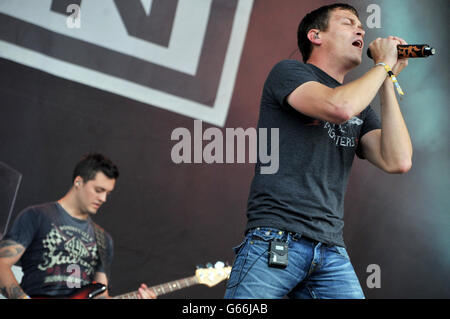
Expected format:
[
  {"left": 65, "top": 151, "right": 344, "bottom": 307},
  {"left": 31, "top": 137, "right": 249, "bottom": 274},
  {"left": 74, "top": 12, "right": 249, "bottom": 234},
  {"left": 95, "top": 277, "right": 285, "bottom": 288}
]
[{"left": 113, "top": 275, "right": 199, "bottom": 299}]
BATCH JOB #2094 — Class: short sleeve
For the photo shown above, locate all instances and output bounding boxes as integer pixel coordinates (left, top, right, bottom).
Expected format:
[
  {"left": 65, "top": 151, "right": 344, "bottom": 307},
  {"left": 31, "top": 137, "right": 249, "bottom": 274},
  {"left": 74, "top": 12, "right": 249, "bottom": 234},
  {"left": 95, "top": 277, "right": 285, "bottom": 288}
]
[
  {"left": 2, "top": 207, "right": 40, "bottom": 248},
  {"left": 105, "top": 234, "right": 114, "bottom": 271},
  {"left": 96, "top": 233, "right": 114, "bottom": 274},
  {"left": 265, "top": 60, "right": 318, "bottom": 108},
  {"left": 356, "top": 106, "right": 381, "bottom": 159}
]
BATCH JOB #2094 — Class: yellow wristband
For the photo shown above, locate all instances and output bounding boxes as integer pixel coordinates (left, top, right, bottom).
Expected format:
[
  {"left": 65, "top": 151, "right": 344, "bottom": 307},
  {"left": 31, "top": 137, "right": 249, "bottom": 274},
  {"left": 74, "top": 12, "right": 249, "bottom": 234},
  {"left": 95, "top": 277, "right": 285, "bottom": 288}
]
[{"left": 375, "top": 62, "right": 404, "bottom": 96}]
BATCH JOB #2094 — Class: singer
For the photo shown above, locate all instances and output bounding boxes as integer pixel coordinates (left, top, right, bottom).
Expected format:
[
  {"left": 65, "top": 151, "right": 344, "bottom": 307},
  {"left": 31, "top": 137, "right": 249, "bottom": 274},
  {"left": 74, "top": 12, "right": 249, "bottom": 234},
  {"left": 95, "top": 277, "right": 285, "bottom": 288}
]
[{"left": 224, "top": 3, "right": 413, "bottom": 299}]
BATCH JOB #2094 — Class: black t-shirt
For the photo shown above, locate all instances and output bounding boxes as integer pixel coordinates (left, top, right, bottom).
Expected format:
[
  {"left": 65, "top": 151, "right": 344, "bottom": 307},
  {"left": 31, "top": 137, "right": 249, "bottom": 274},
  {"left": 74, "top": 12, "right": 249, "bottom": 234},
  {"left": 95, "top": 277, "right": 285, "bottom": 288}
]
[
  {"left": 3, "top": 202, "right": 113, "bottom": 297},
  {"left": 246, "top": 60, "right": 381, "bottom": 247}
]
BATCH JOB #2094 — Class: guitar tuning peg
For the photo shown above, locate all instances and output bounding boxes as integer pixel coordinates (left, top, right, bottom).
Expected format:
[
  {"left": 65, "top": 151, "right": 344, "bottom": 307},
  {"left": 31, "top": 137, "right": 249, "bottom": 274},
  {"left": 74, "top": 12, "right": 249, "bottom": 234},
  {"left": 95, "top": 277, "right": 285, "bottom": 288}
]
[
  {"left": 214, "top": 261, "right": 225, "bottom": 268},
  {"left": 206, "top": 262, "right": 213, "bottom": 268}
]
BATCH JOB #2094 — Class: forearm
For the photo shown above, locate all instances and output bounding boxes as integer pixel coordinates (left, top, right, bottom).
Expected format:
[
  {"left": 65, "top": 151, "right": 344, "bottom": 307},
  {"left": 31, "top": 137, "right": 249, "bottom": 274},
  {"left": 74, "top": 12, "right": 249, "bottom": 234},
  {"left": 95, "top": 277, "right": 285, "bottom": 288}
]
[
  {"left": 379, "top": 79, "right": 413, "bottom": 172},
  {"left": 330, "top": 36, "right": 404, "bottom": 122},
  {"left": 0, "top": 264, "right": 28, "bottom": 299},
  {"left": 332, "top": 65, "right": 388, "bottom": 119},
  {"left": 0, "top": 240, "right": 28, "bottom": 299}
]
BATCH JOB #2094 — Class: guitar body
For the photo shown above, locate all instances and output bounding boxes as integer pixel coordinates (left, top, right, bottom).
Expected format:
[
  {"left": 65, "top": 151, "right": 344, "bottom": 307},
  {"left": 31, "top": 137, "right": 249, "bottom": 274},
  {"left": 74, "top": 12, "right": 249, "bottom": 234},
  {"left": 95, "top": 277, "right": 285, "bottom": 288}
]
[{"left": 31, "top": 283, "right": 106, "bottom": 299}]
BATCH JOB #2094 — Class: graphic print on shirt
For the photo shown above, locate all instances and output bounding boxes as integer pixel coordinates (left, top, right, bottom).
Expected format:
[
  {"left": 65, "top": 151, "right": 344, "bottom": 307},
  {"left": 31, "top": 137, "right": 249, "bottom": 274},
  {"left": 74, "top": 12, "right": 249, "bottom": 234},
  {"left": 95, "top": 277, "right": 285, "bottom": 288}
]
[
  {"left": 322, "top": 116, "right": 363, "bottom": 148},
  {"left": 38, "top": 223, "right": 99, "bottom": 286}
]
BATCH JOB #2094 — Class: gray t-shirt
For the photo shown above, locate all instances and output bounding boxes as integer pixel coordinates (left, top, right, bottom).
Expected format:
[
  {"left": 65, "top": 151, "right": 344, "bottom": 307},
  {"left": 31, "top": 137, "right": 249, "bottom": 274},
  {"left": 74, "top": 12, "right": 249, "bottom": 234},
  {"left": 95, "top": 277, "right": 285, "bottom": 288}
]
[
  {"left": 3, "top": 202, "right": 113, "bottom": 296},
  {"left": 246, "top": 60, "right": 381, "bottom": 247}
]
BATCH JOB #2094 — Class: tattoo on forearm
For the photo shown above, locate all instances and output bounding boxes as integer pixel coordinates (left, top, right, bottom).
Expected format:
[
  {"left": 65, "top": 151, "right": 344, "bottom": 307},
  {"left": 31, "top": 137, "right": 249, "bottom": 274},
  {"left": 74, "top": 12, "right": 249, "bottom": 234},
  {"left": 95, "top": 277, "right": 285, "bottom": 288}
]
[
  {"left": 0, "top": 284, "right": 27, "bottom": 299},
  {"left": 0, "top": 241, "right": 26, "bottom": 299},
  {"left": 0, "top": 240, "right": 24, "bottom": 258}
]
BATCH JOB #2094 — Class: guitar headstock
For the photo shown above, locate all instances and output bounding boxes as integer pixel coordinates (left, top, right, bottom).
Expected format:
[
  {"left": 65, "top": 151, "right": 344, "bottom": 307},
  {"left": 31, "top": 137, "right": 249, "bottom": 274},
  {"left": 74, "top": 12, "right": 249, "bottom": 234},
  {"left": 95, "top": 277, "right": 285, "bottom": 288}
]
[{"left": 195, "top": 261, "right": 232, "bottom": 287}]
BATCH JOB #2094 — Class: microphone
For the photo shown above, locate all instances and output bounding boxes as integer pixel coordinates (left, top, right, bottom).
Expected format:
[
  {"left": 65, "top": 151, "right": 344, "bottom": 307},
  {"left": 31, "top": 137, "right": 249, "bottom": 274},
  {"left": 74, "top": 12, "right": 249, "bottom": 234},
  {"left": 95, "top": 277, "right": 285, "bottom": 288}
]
[{"left": 367, "top": 44, "right": 436, "bottom": 59}]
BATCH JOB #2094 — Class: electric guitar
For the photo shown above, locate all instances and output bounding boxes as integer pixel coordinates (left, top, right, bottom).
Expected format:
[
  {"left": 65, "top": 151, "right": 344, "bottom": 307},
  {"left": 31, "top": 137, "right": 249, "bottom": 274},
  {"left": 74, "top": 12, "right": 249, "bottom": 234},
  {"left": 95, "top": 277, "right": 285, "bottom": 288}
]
[{"left": 32, "top": 261, "right": 231, "bottom": 299}]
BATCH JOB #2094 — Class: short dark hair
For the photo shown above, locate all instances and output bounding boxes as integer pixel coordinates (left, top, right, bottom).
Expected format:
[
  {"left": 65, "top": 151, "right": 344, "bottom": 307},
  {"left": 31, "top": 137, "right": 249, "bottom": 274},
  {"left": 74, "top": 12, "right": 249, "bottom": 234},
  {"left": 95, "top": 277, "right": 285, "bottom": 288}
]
[
  {"left": 72, "top": 153, "right": 119, "bottom": 183},
  {"left": 297, "top": 3, "right": 359, "bottom": 62}
]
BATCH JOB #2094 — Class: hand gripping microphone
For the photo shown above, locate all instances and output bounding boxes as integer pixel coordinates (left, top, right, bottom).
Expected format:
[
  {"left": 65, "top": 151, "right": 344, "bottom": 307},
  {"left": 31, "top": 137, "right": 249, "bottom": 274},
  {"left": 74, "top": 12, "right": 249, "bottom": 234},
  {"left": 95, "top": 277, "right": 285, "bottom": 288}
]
[{"left": 367, "top": 44, "right": 436, "bottom": 59}]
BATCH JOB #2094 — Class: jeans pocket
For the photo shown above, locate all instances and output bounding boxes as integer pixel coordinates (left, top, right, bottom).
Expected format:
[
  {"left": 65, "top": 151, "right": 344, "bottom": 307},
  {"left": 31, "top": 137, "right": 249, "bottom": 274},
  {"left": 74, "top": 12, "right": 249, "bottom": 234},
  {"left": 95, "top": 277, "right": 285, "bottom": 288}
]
[
  {"left": 331, "top": 246, "right": 350, "bottom": 260},
  {"left": 250, "top": 227, "right": 283, "bottom": 243},
  {"left": 232, "top": 238, "right": 247, "bottom": 255},
  {"left": 226, "top": 239, "right": 251, "bottom": 291}
]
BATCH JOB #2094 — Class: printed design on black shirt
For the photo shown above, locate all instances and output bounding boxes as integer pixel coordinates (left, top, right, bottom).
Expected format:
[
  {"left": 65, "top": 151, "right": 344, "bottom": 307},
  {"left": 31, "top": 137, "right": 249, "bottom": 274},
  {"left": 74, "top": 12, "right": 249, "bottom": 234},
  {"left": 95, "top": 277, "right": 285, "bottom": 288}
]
[
  {"left": 338, "top": 116, "right": 363, "bottom": 133},
  {"left": 38, "top": 223, "right": 99, "bottom": 286},
  {"left": 323, "top": 116, "right": 363, "bottom": 148}
]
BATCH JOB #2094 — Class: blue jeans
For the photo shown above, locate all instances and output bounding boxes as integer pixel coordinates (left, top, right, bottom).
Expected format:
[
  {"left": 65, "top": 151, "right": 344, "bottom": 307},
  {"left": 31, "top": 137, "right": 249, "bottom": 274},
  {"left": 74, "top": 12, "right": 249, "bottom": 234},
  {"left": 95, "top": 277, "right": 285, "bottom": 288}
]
[{"left": 224, "top": 227, "right": 365, "bottom": 299}]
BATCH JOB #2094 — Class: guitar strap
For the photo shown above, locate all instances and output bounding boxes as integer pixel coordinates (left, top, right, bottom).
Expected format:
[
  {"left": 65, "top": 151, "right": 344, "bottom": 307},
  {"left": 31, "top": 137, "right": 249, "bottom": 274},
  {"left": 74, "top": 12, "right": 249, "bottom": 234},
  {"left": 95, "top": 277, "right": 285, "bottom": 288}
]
[{"left": 91, "top": 221, "right": 111, "bottom": 288}]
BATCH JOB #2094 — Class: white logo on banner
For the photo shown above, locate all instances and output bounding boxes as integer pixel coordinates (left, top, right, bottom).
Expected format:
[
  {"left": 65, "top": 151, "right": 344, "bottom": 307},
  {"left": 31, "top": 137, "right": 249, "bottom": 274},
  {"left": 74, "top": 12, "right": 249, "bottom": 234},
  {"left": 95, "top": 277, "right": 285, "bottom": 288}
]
[{"left": 0, "top": 0, "right": 254, "bottom": 126}]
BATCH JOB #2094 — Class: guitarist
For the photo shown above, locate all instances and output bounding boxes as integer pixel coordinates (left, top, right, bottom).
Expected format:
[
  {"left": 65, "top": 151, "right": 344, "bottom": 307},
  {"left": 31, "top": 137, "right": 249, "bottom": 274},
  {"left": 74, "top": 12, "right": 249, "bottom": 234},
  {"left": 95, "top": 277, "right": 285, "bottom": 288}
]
[{"left": 0, "top": 153, "right": 156, "bottom": 299}]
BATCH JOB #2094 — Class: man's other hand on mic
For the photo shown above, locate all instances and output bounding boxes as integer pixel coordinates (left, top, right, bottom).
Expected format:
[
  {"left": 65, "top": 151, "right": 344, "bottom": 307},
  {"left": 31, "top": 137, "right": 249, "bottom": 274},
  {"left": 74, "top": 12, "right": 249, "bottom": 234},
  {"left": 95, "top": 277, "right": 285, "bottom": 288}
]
[{"left": 369, "top": 36, "right": 409, "bottom": 76}]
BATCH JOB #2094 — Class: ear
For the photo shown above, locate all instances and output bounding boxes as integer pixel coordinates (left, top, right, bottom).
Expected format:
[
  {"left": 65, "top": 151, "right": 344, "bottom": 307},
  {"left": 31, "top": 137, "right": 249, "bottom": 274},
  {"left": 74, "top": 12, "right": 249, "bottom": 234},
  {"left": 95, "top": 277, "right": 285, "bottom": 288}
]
[
  {"left": 74, "top": 177, "right": 83, "bottom": 188},
  {"left": 307, "top": 29, "right": 322, "bottom": 45}
]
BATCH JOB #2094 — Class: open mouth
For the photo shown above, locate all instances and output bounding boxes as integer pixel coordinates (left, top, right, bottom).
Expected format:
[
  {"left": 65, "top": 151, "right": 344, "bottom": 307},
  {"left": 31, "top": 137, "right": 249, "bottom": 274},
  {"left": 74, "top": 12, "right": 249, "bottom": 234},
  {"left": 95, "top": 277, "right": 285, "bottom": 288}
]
[{"left": 352, "top": 40, "right": 363, "bottom": 49}]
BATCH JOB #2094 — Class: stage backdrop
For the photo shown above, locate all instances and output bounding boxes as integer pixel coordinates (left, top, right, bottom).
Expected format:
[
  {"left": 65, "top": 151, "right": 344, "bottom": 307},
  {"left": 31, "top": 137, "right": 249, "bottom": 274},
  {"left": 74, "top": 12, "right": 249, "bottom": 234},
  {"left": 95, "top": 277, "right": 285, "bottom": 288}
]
[{"left": 0, "top": 0, "right": 448, "bottom": 298}]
